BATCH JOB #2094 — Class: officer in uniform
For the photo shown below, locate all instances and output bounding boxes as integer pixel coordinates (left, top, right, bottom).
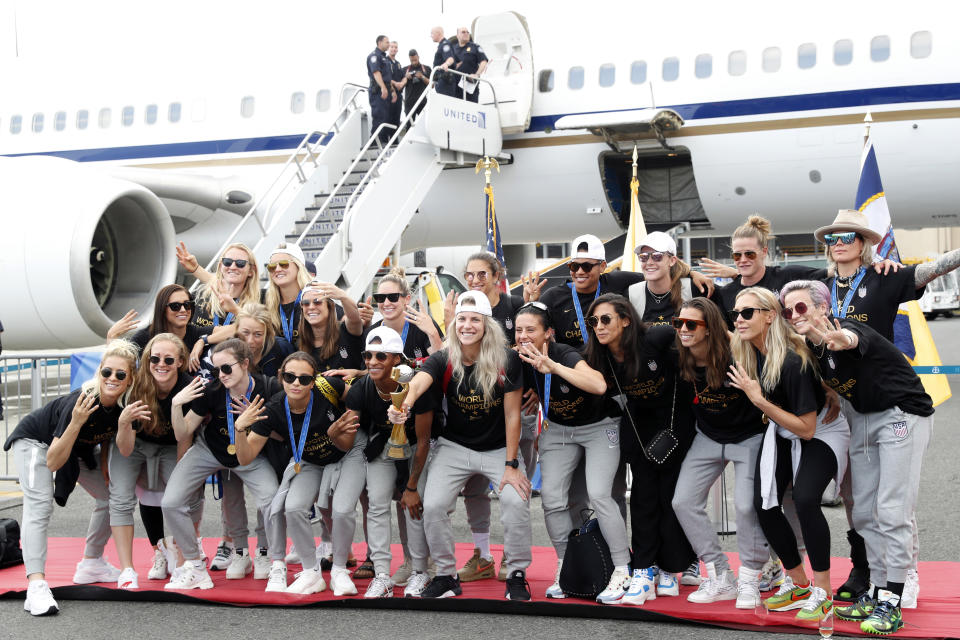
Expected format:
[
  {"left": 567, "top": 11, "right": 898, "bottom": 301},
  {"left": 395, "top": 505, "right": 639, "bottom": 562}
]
[
  {"left": 453, "top": 27, "right": 488, "bottom": 103},
  {"left": 431, "top": 26, "right": 457, "bottom": 97},
  {"left": 387, "top": 41, "right": 404, "bottom": 128},
  {"left": 366, "top": 35, "right": 393, "bottom": 144}
]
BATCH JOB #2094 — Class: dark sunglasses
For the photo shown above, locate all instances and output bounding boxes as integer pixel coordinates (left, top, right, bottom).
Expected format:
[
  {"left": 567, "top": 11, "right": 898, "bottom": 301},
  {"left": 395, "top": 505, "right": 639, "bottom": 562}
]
[
  {"left": 281, "top": 372, "right": 314, "bottom": 385},
  {"left": 301, "top": 297, "right": 327, "bottom": 307},
  {"left": 167, "top": 301, "right": 194, "bottom": 312},
  {"left": 100, "top": 367, "right": 128, "bottom": 381},
  {"left": 781, "top": 301, "right": 809, "bottom": 320},
  {"left": 373, "top": 292, "right": 402, "bottom": 304},
  {"left": 731, "top": 250, "right": 758, "bottom": 261},
  {"left": 212, "top": 361, "right": 240, "bottom": 377},
  {"left": 728, "top": 307, "right": 769, "bottom": 321},
  {"left": 672, "top": 317, "right": 707, "bottom": 330},
  {"left": 568, "top": 261, "right": 599, "bottom": 273},
  {"left": 586, "top": 314, "right": 615, "bottom": 327},
  {"left": 362, "top": 351, "right": 390, "bottom": 362},
  {"left": 463, "top": 271, "right": 489, "bottom": 282},
  {"left": 221, "top": 257, "right": 249, "bottom": 269},
  {"left": 266, "top": 260, "right": 292, "bottom": 271},
  {"left": 823, "top": 232, "right": 859, "bottom": 246},
  {"left": 149, "top": 355, "right": 177, "bottom": 366},
  {"left": 637, "top": 251, "right": 669, "bottom": 263}
]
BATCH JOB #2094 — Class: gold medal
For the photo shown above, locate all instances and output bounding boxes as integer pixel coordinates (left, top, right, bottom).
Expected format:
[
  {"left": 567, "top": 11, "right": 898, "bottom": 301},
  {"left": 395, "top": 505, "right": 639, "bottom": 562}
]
[
  {"left": 227, "top": 444, "right": 236, "bottom": 455},
  {"left": 294, "top": 462, "right": 302, "bottom": 473},
  {"left": 541, "top": 419, "right": 549, "bottom": 431}
]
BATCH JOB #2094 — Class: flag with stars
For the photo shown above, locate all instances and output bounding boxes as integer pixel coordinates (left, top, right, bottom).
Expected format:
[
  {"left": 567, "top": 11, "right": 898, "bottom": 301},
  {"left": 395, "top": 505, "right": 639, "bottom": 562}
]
[{"left": 485, "top": 183, "right": 508, "bottom": 292}]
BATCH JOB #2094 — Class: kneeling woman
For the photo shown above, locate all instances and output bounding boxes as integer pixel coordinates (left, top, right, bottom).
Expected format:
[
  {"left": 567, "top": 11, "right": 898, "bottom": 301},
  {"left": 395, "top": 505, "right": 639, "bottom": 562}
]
[
  {"left": 398, "top": 291, "right": 532, "bottom": 601},
  {"left": 780, "top": 280, "right": 932, "bottom": 635},
  {"left": 513, "top": 302, "right": 629, "bottom": 601},
  {"left": 233, "top": 352, "right": 360, "bottom": 594},
  {"left": 4, "top": 340, "right": 138, "bottom": 616}
]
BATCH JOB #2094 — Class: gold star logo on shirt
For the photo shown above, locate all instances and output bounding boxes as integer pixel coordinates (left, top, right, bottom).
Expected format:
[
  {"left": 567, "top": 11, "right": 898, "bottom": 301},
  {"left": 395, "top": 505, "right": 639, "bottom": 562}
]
[{"left": 658, "top": 315, "right": 664, "bottom": 321}]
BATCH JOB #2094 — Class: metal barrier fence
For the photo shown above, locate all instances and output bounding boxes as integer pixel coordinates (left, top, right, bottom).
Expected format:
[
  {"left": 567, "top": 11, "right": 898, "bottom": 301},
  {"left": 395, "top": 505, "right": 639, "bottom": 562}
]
[{"left": 0, "top": 354, "right": 73, "bottom": 480}]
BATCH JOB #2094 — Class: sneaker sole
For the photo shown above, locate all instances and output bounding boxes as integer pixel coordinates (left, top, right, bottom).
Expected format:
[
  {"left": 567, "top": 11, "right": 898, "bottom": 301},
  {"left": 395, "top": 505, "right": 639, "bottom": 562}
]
[
  {"left": 225, "top": 570, "right": 253, "bottom": 579},
  {"left": 363, "top": 592, "right": 394, "bottom": 598},
  {"left": 333, "top": 588, "right": 359, "bottom": 596},
  {"left": 424, "top": 589, "right": 461, "bottom": 598},
  {"left": 265, "top": 584, "right": 288, "bottom": 593},
  {"left": 26, "top": 605, "right": 59, "bottom": 616},
  {"left": 164, "top": 580, "right": 214, "bottom": 590},
  {"left": 546, "top": 593, "right": 567, "bottom": 599},
  {"left": 861, "top": 622, "right": 904, "bottom": 636},
  {"left": 657, "top": 586, "right": 680, "bottom": 597},
  {"left": 736, "top": 600, "right": 762, "bottom": 609},
  {"left": 765, "top": 599, "right": 810, "bottom": 612},
  {"left": 620, "top": 594, "right": 655, "bottom": 606}
]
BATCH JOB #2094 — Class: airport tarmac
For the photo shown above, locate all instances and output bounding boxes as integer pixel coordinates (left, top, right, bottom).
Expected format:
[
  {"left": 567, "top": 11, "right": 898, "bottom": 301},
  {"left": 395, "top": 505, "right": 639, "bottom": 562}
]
[{"left": 1, "top": 315, "right": 959, "bottom": 639}]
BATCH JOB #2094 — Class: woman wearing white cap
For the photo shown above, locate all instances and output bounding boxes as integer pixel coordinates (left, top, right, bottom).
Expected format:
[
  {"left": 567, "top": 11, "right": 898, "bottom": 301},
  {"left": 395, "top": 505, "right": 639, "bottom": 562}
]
[
  {"left": 263, "top": 243, "right": 313, "bottom": 347},
  {"left": 346, "top": 327, "right": 435, "bottom": 598},
  {"left": 393, "top": 291, "right": 532, "bottom": 601}
]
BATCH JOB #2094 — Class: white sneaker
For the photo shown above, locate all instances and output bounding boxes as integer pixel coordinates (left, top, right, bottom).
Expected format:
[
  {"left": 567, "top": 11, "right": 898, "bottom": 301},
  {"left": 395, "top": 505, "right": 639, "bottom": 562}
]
[
  {"left": 196, "top": 537, "right": 207, "bottom": 563},
  {"left": 164, "top": 562, "right": 214, "bottom": 590},
  {"left": 253, "top": 547, "right": 272, "bottom": 580},
  {"left": 545, "top": 561, "right": 565, "bottom": 599},
  {"left": 210, "top": 541, "right": 234, "bottom": 571},
  {"left": 736, "top": 566, "right": 762, "bottom": 609},
  {"left": 330, "top": 567, "right": 358, "bottom": 596},
  {"left": 758, "top": 556, "right": 785, "bottom": 592},
  {"left": 902, "top": 569, "right": 919, "bottom": 608},
  {"left": 657, "top": 570, "right": 680, "bottom": 596},
  {"left": 403, "top": 571, "right": 430, "bottom": 598},
  {"left": 284, "top": 546, "right": 302, "bottom": 565},
  {"left": 225, "top": 548, "right": 253, "bottom": 579},
  {"left": 286, "top": 567, "right": 326, "bottom": 595},
  {"left": 620, "top": 567, "right": 657, "bottom": 606},
  {"left": 24, "top": 580, "right": 59, "bottom": 616},
  {"left": 391, "top": 558, "right": 413, "bottom": 586},
  {"left": 364, "top": 573, "right": 394, "bottom": 598},
  {"left": 117, "top": 567, "right": 139, "bottom": 590},
  {"left": 265, "top": 561, "right": 288, "bottom": 592},
  {"left": 147, "top": 549, "right": 168, "bottom": 580},
  {"left": 681, "top": 561, "right": 704, "bottom": 586},
  {"left": 687, "top": 562, "right": 738, "bottom": 603},
  {"left": 596, "top": 567, "right": 632, "bottom": 604},
  {"left": 72, "top": 556, "right": 122, "bottom": 584}
]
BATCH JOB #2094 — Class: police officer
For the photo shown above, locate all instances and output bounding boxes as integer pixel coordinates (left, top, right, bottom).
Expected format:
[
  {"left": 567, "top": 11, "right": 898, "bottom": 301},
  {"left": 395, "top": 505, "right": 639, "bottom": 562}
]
[
  {"left": 431, "top": 26, "right": 457, "bottom": 97},
  {"left": 366, "top": 35, "right": 393, "bottom": 144},
  {"left": 387, "top": 41, "right": 404, "bottom": 129},
  {"left": 453, "top": 27, "right": 488, "bottom": 103}
]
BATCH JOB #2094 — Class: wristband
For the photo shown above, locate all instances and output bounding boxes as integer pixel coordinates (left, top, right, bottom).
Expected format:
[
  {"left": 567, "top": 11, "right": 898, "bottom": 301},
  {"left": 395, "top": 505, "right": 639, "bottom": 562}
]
[{"left": 403, "top": 485, "right": 417, "bottom": 493}]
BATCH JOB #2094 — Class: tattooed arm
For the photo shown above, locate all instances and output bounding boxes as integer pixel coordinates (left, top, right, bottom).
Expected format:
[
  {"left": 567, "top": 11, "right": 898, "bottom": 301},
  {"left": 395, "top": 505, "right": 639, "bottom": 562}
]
[{"left": 915, "top": 249, "right": 960, "bottom": 288}]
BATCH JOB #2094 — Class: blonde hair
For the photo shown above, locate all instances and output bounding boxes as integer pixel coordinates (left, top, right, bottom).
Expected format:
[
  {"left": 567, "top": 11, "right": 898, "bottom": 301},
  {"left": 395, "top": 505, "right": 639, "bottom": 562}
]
[
  {"left": 236, "top": 303, "right": 277, "bottom": 360},
  {"left": 445, "top": 312, "right": 508, "bottom": 404},
  {"left": 731, "top": 215, "right": 772, "bottom": 253},
  {"left": 377, "top": 266, "right": 411, "bottom": 296},
  {"left": 264, "top": 244, "right": 312, "bottom": 334},
  {"left": 730, "top": 287, "right": 816, "bottom": 393},
  {"left": 196, "top": 243, "right": 260, "bottom": 322},
  {"left": 826, "top": 239, "right": 875, "bottom": 276},
  {"left": 81, "top": 339, "right": 139, "bottom": 405},
  {"left": 130, "top": 333, "right": 187, "bottom": 436}
]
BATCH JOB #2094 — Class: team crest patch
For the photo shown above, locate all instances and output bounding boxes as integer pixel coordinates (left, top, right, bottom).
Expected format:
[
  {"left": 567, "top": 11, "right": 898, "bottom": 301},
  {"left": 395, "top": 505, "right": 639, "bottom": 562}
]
[
  {"left": 414, "top": 347, "right": 423, "bottom": 358},
  {"left": 443, "top": 44, "right": 451, "bottom": 51},
  {"left": 339, "top": 346, "right": 348, "bottom": 359},
  {"left": 858, "top": 286, "right": 868, "bottom": 298},
  {"left": 505, "top": 317, "right": 513, "bottom": 329},
  {"left": 647, "top": 360, "right": 657, "bottom": 372},
  {"left": 560, "top": 384, "right": 570, "bottom": 394},
  {"left": 327, "top": 410, "right": 336, "bottom": 421},
  {"left": 605, "top": 428, "right": 619, "bottom": 445},
  {"left": 892, "top": 421, "right": 908, "bottom": 439}
]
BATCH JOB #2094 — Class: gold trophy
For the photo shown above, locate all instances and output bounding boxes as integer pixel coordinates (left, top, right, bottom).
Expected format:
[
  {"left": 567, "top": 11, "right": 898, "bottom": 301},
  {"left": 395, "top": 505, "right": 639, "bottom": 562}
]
[{"left": 387, "top": 365, "right": 415, "bottom": 459}]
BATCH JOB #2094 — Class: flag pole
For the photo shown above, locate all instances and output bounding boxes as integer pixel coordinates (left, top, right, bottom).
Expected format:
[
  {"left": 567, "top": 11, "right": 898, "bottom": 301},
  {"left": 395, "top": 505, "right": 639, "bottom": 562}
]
[{"left": 863, "top": 112, "right": 873, "bottom": 147}]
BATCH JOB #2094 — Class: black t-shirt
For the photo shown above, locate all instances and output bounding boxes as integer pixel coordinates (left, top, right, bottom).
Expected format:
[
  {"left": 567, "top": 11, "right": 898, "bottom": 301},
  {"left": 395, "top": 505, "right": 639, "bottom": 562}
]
[
  {"left": 307, "top": 323, "right": 365, "bottom": 373},
  {"left": 419, "top": 348, "right": 522, "bottom": 451},
  {"left": 136, "top": 372, "right": 194, "bottom": 446},
  {"left": 402, "top": 63, "right": 431, "bottom": 109},
  {"left": 253, "top": 383, "right": 347, "bottom": 466},
  {"left": 688, "top": 362, "right": 765, "bottom": 444},
  {"left": 346, "top": 375, "right": 433, "bottom": 454},
  {"left": 539, "top": 272, "right": 645, "bottom": 347},
  {"left": 718, "top": 265, "right": 826, "bottom": 327},
  {"left": 370, "top": 319, "right": 441, "bottom": 365},
  {"left": 190, "top": 373, "right": 280, "bottom": 468},
  {"left": 815, "top": 319, "right": 933, "bottom": 417},
  {"left": 257, "top": 337, "right": 295, "bottom": 377},
  {"left": 755, "top": 349, "right": 824, "bottom": 418},
  {"left": 522, "top": 343, "right": 604, "bottom": 426},
  {"left": 824, "top": 266, "right": 922, "bottom": 342},
  {"left": 130, "top": 324, "right": 212, "bottom": 354},
  {"left": 491, "top": 293, "right": 524, "bottom": 345}
]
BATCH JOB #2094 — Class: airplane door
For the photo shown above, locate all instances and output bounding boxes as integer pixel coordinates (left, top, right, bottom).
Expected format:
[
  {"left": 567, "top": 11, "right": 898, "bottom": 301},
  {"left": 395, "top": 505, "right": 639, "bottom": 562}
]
[{"left": 471, "top": 11, "right": 533, "bottom": 135}]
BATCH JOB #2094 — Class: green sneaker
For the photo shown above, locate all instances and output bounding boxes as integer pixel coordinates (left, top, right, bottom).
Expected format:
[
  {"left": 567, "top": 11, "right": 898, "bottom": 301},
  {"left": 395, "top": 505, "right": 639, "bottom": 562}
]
[
  {"left": 861, "top": 598, "right": 903, "bottom": 635},
  {"left": 795, "top": 586, "right": 832, "bottom": 623},
  {"left": 836, "top": 591, "right": 875, "bottom": 621},
  {"left": 764, "top": 577, "right": 811, "bottom": 611}
]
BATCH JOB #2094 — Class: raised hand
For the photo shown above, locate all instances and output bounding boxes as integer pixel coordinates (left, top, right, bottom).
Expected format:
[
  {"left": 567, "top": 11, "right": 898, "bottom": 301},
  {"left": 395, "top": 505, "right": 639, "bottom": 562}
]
[
  {"left": 358, "top": 296, "right": 375, "bottom": 326},
  {"left": 119, "top": 400, "right": 151, "bottom": 428},
  {"left": 72, "top": 391, "right": 99, "bottom": 424},
  {"left": 518, "top": 342, "right": 555, "bottom": 375},
  {"left": 698, "top": 257, "right": 739, "bottom": 279},
  {"left": 172, "top": 376, "right": 206, "bottom": 407},
  {"left": 107, "top": 309, "right": 139, "bottom": 341},
  {"left": 176, "top": 241, "right": 199, "bottom": 273},
  {"left": 521, "top": 270, "right": 547, "bottom": 302}
]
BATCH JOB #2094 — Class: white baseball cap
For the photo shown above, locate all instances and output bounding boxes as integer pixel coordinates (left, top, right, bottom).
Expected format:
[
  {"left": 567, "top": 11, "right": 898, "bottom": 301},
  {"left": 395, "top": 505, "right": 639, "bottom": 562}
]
[
  {"left": 636, "top": 231, "right": 677, "bottom": 255},
  {"left": 268, "top": 244, "right": 306, "bottom": 267},
  {"left": 454, "top": 291, "right": 492, "bottom": 317},
  {"left": 571, "top": 234, "right": 606, "bottom": 262},
  {"left": 365, "top": 326, "right": 405, "bottom": 354}
]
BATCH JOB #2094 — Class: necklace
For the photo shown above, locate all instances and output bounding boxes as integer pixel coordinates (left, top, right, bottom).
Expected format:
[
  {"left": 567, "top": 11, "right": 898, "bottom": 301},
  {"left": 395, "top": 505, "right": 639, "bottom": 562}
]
[
  {"left": 691, "top": 378, "right": 708, "bottom": 405},
  {"left": 648, "top": 288, "right": 670, "bottom": 304},
  {"left": 374, "top": 381, "right": 399, "bottom": 401}
]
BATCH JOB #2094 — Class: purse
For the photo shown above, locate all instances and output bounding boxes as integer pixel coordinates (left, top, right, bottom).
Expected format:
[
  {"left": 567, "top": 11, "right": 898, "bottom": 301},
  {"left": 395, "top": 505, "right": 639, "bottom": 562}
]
[
  {"left": 558, "top": 510, "right": 613, "bottom": 599},
  {"left": 608, "top": 356, "right": 679, "bottom": 466},
  {"left": 0, "top": 518, "right": 24, "bottom": 569}
]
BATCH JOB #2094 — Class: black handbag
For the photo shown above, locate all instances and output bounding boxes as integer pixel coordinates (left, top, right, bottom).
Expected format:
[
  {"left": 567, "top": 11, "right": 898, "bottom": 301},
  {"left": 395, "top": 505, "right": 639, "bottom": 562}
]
[
  {"left": 608, "top": 357, "right": 679, "bottom": 466},
  {"left": 558, "top": 510, "right": 613, "bottom": 599},
  {"left": 0, "top": 518, "right": 24, "bottom": 569}
]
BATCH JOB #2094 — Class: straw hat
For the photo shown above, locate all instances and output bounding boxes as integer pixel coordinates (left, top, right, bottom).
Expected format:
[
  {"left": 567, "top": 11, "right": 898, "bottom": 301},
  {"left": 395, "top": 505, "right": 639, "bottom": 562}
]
[{"left": 814, "top": 209, "right": 882, "bottom": 245}]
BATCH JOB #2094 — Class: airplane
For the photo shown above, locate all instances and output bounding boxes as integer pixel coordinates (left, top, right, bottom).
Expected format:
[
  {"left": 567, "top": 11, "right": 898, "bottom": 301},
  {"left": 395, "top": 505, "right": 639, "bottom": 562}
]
[{"left": 1, "top": 0, "right": 958, "bottom": 349}]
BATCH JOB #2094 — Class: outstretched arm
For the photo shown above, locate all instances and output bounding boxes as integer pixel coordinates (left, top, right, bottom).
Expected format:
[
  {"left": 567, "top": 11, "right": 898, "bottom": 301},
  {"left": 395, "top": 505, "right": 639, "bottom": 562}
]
[{"left": 914, "top": 249, "right": 960, "bottom": 288}]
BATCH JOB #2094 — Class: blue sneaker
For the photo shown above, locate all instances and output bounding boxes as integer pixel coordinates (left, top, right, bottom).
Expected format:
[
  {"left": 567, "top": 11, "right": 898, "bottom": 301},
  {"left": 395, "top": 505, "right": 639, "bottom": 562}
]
[
  {"left": 621, "top": 567, "right": 657, "bottom": 606},
  {"left": 657, "top": 570, "right": 680, "bottom": 596}
]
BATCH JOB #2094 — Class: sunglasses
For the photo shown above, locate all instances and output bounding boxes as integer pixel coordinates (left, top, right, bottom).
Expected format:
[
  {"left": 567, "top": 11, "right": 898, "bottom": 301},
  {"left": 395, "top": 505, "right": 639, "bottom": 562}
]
[
  {"left": 266, "top": 260, "right": 292, "bottom": 271},
  {"left": 462, "top": 271, "right": 489, "bottom": 282},
  {"left": 823, "top": 232, "right": 859, "bottom": 246},
  {"left": 212, "top": 361, "right": 240, "bottom": 377},
  {"left": 728, "top": 307, "right": 769, "bottom": 321},
  {"left": 100, "top": 367, "right": 128, "bottom": 381},
  {"left": 781, "top": 301, "right": 809, "bottom": 320},
  {"left": 167, "top": 301, "right": 194, "bottom": 312},
  {"left": 586, "top": 314, "right": 615, "bottom": 327},
  {"left": 731, "top": 250, "right": 758, "bottom": 261},
  {"left": 281, "top": 372, "right": 314, "bottom": 385},
  {"left": 519, "top": 301, "right": 548, "bottom": 312},
  {"left": 301, "top": 297, "right": 327, "bottom": 307},
  {"left": 149, "top": 355, "right": 177, "bottom": 366},
  {"left": 362, "top": 351, "right": 390, "bottom": 362},
  {"left": 568, "top": 261, "right": 599, "bottom": 273},
  {"left": 221, "top": 257, "right": 249, "bottom": 269},
  {"left": 373, "top": 292, "right": 402, "bottom": 304},
  {"left": 637, "top": 251, "right": 669, "bottom": 263},
  {"left": 672, "top": 317, "right": 707, "bottom": 330}
]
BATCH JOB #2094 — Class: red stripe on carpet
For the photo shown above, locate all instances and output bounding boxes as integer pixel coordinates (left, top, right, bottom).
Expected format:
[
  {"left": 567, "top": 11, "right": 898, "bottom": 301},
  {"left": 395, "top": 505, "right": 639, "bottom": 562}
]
[{"left": 2, "top": 538, "right": 957, "bottom": 638}]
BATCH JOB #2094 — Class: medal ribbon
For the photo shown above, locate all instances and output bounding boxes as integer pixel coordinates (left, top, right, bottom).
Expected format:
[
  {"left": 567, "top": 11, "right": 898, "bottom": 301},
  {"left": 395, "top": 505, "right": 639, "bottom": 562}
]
[
  {"left": 225, "top": 377, "right": 254, "bottom": 456},
  {"left": 284, "top": 392, "right": 314, "bottom": 469},
  {"left": 567, "top": 282, "right": 601, "bottom": 345},
  {"left": 400, "top": 321, "right": 410, "bottom": 346},
  {"left": 279, "top": 292, "right": 303, "bottom": 343},
  {"left": 831, "top": 266, "right": 867, "bottom": 319},
  {"left": 214, "top": 312, "right": 235, "bottom": 327}
]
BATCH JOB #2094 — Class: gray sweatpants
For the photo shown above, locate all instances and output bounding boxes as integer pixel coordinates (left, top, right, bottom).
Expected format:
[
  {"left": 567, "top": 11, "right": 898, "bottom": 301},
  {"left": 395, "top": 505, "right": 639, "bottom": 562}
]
[
  {"left": 272, "top": 460, "right": 324, "bottom": 571},
  {"left": 313, "top": 437, "right": 367, "bottom": 568},
  {"left": 161, "top": 436, "right": 282, "bottom": 561},
  {"left": 14, "top": 438, "right": 112, "bottom": 577},
  {"left": 423, "top": 438, "right": 531, "bottom": 577},
  {"left": 672, "top": 431, "right": 767, "bottom": 572},
  {"left": 539, "top": 417, "right": 629, "bottom": 565},
  {"left": 846, "top": 404, "right": 931, "bottom": 585},
  {"left": 107, "top": 439, "right": 177, "bottom": 526}
]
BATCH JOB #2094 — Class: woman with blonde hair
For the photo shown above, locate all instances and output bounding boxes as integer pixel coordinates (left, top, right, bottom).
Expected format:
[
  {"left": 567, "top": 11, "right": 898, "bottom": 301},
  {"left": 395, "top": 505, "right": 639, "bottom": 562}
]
[
  {"left": 176, "top": 241, "right": 260, "bottom": 328},
  {"left": 263, "top": 244, "right": 314, "bottom": 346},
  {"left": 235, "top": 302, "right": 294, "bottom": 377}
]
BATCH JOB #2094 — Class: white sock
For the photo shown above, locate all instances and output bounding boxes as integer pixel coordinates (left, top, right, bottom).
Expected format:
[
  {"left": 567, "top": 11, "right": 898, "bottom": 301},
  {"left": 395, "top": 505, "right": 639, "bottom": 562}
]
[
  {"left": 473, "top": 533, "right": 492, "bottom": 560},
  {"left": 615, "top": 564, "right": 629, "bottom": 575},
  {"left": 190, "top": 559, "right": 204, "bottom": 569}
]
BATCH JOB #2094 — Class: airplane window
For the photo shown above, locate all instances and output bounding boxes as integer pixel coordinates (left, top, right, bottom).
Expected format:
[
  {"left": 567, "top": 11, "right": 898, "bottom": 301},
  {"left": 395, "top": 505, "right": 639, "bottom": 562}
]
[
  {"left": 568, "top": 66, "right": 584, "bottom": 90},
  {"left": 871, "top": 35, "right": 890, "bottom": 62},
  {"left": 122, "top": 106, "right": 134, "bottom": 127},
  {"left": 762, "top": 47, "right": 781, "bottom": 72},
  {"left": 241, "top": 96, "right": 255, "bottom": 118},
  {"left": 630, "top": 60, "right": 647, "bottom": 84},
  {"left": 728, "top": 50, "right": 747, "bottom": 76},
  {"left": 99, "top": 108, "right": 112, "bottom": 128},
  {"left": 798, "top": 43, "right": 816, "bottom": 69},
  {"left": 76, "top": 110, "right": 89, "bottom": 130},
  {"left": 598, "top": 63, "right": 615, "bottom": 87},
  {"left": 54, "top": 111, "right": 66, "bottom": 131},
  {"left": 911, "top": 31, "right": 932, "bottom": 58},
  {"left": 695, "top": 54, "right": 712, "bottom": 79},
  {"left": 538, "top": 70, "right": 554, "bottom": 92},
  {"left": 662, "top": 57, "right": 679, "bottom": 81},
  {"left": 168, "top": 102, "right": 181, "bottom": 123},
  {"left": 32, "top": 113, "right": 44, "bottom": 133},
  {"left": 834, "top": 39, "right": 853, "bottom": 65},
  {"left": 290, "top": 92, "right": 305, "bottom": 114},
  {"left": 9, "top": 115, "right": 21, "bottom": 134},
  {"left": 145, "top": 104, "right": 158, "bottom": 125},
  {"left": 316, "top": 90, "right": 331, "bottom": 111}
]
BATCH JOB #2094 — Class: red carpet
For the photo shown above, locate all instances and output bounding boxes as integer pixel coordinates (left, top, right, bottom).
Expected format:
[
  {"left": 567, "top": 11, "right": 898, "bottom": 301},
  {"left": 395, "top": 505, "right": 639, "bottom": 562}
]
[{"left": 2, "top": 538, "right": 958, "bottom": 638}]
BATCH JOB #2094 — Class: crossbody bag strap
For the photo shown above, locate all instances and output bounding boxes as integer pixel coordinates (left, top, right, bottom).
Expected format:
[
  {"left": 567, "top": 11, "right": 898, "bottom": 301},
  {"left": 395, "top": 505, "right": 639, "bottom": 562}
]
[{"left": 606, "top": 354, "right": 643, "bottom": 445}]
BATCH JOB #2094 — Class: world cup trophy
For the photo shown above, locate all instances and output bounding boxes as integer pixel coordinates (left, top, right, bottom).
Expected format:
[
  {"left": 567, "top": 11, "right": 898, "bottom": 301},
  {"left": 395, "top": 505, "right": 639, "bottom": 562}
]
[{"left": 387, "top": 364, "right": 415, "bottom": 459}]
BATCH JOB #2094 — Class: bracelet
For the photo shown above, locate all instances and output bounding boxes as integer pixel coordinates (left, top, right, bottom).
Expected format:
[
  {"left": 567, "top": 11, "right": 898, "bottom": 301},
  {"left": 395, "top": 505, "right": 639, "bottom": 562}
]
[
  {"left": 403, "top": 485, "right": 417, "bottom": 493},
  {"left": 190, "top": 265, "right": 199, "bottom": 274}
]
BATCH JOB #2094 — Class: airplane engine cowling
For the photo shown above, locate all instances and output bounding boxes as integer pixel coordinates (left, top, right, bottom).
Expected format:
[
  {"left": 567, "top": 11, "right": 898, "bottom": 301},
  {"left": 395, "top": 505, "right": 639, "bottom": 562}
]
[{"left": 0, "top": 156, "right": 177, "bottom": 349}]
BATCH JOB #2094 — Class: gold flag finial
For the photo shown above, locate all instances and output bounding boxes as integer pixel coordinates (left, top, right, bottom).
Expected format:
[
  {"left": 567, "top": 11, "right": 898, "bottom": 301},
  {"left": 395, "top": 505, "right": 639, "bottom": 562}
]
[
  {"left": 475, "top": 156, "right": 500, "bottom": 185},
  {"left": 632, "top": 144, "right": 638, "bottom": 179},
  {"left": 863, "top": 112, "right": 873, "bottom": 146}
]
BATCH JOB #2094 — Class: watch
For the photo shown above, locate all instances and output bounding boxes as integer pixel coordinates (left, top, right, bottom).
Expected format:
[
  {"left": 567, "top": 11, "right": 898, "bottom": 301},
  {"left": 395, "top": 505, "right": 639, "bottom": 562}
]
[{"left": 504, "top": 458, "right": 519, "bottom": 469}]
